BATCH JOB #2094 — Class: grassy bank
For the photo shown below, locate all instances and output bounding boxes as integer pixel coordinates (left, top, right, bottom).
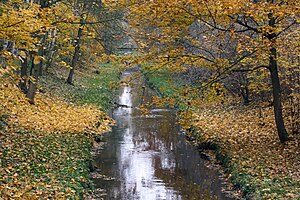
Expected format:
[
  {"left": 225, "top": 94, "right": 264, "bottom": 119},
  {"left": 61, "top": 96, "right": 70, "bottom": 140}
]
[
  {"left": 40, "top": 63, "right": 120, "bottom": 111},
  {"left": 144, "top": 69, "right": 182, "bottom": 97},
  {"left": 144, "top": 71, "right": 300, "bottom": 199},
  {"left": 0, "top": 63, "right": 120, "bottom": 199}
]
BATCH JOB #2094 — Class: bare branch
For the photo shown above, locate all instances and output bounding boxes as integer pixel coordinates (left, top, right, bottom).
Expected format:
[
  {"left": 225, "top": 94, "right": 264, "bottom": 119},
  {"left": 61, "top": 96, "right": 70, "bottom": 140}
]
[
  {"left": 4, "top": 20, "right": 25, "bottom": 28},
  {"left": 231, "top": 65, "right": 269, "bottom": 72},
  {"left": 229, "top": 15, "right": 260, "bottom": 33},
  {"left": 276, "top": 20, "right": 298, "bottom": 37}
]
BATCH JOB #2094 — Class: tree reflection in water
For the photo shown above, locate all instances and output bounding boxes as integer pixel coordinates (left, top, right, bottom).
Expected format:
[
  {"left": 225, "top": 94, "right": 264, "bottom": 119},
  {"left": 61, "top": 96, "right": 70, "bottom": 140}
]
[{"left": 92, "top": 72, "right": 232, "bottom": 200}]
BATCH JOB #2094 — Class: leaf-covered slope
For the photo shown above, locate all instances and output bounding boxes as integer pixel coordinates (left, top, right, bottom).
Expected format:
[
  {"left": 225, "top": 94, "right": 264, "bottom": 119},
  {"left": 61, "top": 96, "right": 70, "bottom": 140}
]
[
  {"left": 185, "top": 105, "right": 300, "bottom": 199},
  {"left": 0, "top": 78, "right": 113, "bottom": 134}
]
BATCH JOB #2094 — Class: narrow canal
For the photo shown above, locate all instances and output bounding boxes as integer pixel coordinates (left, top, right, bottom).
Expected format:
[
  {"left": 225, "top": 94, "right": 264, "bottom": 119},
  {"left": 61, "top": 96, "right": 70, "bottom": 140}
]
[{"left": 92, "top": 71, "right": 232, "bottom": 200}]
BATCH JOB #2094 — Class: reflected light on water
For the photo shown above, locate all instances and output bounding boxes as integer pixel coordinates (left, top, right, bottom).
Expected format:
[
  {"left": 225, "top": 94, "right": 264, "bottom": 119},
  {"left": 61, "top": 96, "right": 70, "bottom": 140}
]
[{"left": 93, "top": 73, "right": 232, "bottom": 200}]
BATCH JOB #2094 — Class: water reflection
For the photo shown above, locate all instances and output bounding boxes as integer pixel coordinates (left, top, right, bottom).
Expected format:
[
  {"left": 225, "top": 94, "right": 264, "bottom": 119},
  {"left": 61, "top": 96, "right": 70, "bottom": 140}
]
[{"left": 93, "top": 73, "right": 231, "bottom": 200}]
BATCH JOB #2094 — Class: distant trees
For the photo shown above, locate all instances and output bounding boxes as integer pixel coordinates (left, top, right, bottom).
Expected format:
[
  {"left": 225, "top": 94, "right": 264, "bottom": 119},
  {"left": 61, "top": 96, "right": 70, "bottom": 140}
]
[{"left": 65, "top": 0, "right": 124, "bottom": 84}]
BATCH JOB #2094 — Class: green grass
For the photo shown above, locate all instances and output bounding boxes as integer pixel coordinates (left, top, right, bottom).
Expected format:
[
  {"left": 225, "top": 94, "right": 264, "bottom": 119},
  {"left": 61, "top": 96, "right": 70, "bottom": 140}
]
[
  {"left": 71, "top": 64, "right": 120, "bottom": 111},
  {"left": 144, "top": 69, "right": 182, "bottom": 97},
  {"left": 40, "top": 63, "right": 120, "bottom": 111}
]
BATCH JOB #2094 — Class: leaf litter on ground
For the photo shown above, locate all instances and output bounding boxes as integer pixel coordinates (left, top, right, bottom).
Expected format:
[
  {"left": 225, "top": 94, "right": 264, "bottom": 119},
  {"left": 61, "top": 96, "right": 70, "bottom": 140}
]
[{"left": 181, "top": 103, "right": 300, "bottom": 199}]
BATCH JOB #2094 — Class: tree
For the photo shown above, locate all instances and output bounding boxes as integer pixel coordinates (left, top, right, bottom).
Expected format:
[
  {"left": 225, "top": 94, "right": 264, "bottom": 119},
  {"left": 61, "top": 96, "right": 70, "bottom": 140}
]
[
  {"left": 0, "top": 0, "right": 124, "bottom": 102},
  {"left": 65, "top": 0, "right": 124, "bottom": 84},
  {"left": 67, "top": 16, "right": 86, "bottom": 84},
  {"left": 124, "top": 0, "right": 300, "bottom": 143}
]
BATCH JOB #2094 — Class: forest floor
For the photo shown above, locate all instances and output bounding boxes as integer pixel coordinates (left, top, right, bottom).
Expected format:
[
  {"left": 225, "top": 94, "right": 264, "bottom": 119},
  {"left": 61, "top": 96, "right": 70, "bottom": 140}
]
[
  {"left": 184, "top": 104, "right": 300, "bottom": 200},
  {"left": 145, "top": 71, "right": 300, "bottom": 200},
  {"left": 0, "top": 63, "right": 119, "bottom": 199}
]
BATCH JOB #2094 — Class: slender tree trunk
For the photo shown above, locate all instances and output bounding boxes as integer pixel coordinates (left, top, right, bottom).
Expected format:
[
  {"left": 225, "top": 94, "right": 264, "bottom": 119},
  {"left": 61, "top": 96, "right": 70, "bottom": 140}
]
[
  {"left": 25, "top": 0, "right": 51, "bottom": 103},
  {"left": 46, "top": 28, "right": 57, "bottom": 72},
  {"left": 26, "top": 43, "right": 44, "bottom": 104},
  {"left": 19, "top": 55, "right": 28, "bottom": 93},
  {"left": 26, "top": 55, "right": 39, "bottom": 104},
  {"left": 38, "top": 59, "right": 43, "bottom": 76},
  {"left": 38, "top": 33, "right": 47, "bottom": 76},
  {"left": 241, "top": 86, "right": 250, "bottom": 105},
  {"left": 26, "top": 76, "right": 37, "bottom": 104},
  {"left": 1, "top": 39, "right": 8, "bottom": 66},
  {"left": 29, "top": 55, "right": 34, "bottom": 76},
  {"left": 269, "top": 47, "right": 289, "bottom": 142},
  {"left": 67, "top": 19, "right": 84, "bottom": 84}
]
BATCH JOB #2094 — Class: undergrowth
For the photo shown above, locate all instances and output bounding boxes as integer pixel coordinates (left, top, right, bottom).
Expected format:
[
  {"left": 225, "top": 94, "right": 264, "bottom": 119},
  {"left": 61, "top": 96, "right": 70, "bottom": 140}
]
[{"left": 189, "top": 106, "right": 300, "bottom": 199}]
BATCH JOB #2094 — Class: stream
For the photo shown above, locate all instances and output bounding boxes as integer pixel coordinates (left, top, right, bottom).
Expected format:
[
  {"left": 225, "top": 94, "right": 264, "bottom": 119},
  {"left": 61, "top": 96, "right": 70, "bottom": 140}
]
[{"left": 92, "top": 71, "right": 232, "bottom": 200}]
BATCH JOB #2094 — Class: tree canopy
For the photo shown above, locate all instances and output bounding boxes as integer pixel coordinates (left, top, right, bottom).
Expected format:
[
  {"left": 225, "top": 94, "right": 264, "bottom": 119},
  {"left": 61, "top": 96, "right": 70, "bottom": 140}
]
[{"left": 108, "top": 0, "right": 300, "bottom": 143}]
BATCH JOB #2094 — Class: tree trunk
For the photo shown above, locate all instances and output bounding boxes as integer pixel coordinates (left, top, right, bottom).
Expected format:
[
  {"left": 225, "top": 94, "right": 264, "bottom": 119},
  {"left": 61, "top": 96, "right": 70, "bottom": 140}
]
[
  {"left": 38, "top": 33, "right": 47, "bottom": 76},
  {"left": 67, "top": 19, "right": 84, "bottom": 84},
  {"left": 26, "top": 77, "right": 37, "bottom": 104},
  {"left": 1, "top": 39, "right": 8, "bottom": 66},
  {"left": 241, "top": 86, "right": 250, "bottom": 105},
  {"left": 26, "top": 55, "right": 39, "bottom": 104},
  {"left": 45, "top": 28, "right": 57, "bottom": 72},
  {"left": 269, "top": 47, "right": 289, "bottom": 142},
  {"left": 19, "top": 55, "right": 28, "bottom": 94},
  {"left": 38, "top": 59, "right": 44, "bottom": 76}
]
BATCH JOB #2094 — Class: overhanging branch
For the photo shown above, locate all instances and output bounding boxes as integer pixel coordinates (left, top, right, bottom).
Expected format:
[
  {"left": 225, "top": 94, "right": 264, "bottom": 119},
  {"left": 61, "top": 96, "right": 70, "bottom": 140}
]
[{"left": 231, "top": 65, "right": 269, "bottom": 72}]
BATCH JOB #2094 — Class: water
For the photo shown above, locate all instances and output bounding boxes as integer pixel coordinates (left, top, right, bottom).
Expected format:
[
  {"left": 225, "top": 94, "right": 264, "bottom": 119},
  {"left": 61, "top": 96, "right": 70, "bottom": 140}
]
[{"left": 93, "top": 72, "right": 232, "bottom": 200}]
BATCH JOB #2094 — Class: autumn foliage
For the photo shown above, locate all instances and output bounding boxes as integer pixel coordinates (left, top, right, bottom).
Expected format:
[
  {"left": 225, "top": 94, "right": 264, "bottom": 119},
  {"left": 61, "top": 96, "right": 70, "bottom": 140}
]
[
  {"left": 0, "top": 69, "right": 117, "bottom": 198},
  {"left": 1, "top": 0, "right": 300, "bottom": 198},
  {"left": 119, "top": 0, "right": 300, "bottom": 197},
  {"left": 119, "top": 0, "right": 300, "bottom": 142}
]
